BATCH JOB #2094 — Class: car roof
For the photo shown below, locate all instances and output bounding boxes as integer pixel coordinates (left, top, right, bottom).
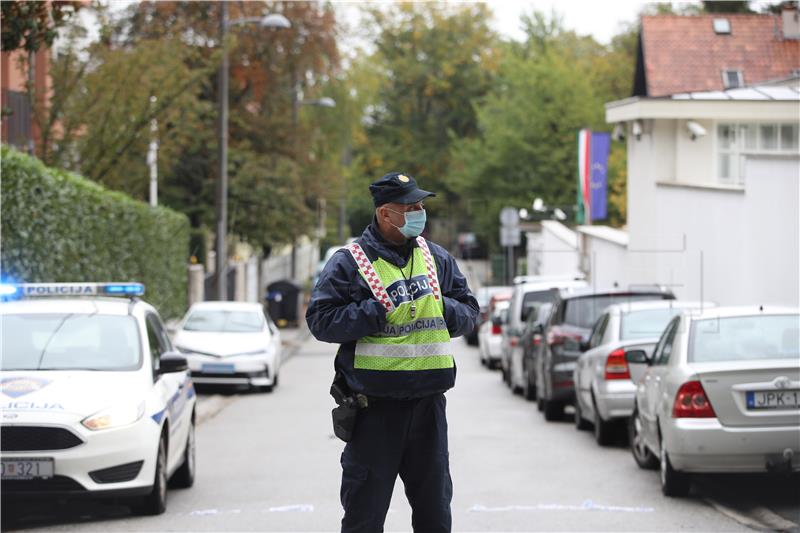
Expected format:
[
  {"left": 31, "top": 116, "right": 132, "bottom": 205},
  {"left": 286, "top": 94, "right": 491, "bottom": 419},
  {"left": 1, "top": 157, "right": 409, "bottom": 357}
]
[
  {"left": 517, "top": 279, "right": 587, "bottom": 293},
  {"left": 0, "top": 297, "right": 146, "bottom": 316},
  {"left": 555, "top": 286, "right": 673, "bottom": 300},
  {"left": 683, "top": 305, "right": 799, "bottom": 321},
  {"left": 513, "top": 274, "right": 585, "bottom": 285},
  {"left": 604, "top": 300, "right": 715, "bottom": 314},
  {"left": 187, "top": 301, "right": 264, "bottom": 312}
]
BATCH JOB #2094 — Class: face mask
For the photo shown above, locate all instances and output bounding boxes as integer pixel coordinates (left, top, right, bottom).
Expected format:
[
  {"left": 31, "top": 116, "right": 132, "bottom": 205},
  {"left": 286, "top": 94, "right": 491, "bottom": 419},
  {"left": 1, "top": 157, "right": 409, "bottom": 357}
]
[{"left": 388, "top": 208, "right": 427, "bottom": 238}]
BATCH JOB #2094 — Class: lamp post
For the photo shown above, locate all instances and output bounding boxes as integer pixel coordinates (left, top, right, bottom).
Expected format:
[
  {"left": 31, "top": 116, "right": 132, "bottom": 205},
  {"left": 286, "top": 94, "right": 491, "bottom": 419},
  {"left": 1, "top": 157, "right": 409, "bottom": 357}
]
[{"left": 216, "top": 5, "right": 291, "bottom": 301}]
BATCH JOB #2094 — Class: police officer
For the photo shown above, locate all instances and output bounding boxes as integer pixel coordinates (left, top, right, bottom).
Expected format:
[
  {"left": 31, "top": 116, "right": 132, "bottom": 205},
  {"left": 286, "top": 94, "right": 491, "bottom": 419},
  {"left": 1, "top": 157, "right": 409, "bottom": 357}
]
[{"left": 306, "top": 172, "right": 479, "bottom": 533}]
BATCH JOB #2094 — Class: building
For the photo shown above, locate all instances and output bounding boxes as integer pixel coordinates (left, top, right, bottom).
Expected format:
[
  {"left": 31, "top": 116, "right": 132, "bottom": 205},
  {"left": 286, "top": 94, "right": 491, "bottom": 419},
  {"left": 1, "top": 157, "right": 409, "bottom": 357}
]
[
  {"left": 1, "top": 46, "right": 50, "bottom": 154},
  {"left": 533, "top": 9, "right": 800, "bottom": 307}
]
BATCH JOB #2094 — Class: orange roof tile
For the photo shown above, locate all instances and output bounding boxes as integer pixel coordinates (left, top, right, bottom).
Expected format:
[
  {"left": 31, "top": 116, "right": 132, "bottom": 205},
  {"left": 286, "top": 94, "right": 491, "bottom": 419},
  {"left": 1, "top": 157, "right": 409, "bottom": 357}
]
[{"left": 638, "top": 13, "right": 800, "bottom": 97}]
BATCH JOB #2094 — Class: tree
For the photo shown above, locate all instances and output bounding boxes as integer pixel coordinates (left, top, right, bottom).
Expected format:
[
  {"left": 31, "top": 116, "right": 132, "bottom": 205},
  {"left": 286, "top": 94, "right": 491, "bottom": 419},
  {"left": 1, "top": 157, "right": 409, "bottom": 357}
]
[
  {"left": 355, "top": 3, "right": 501, "bottom": 204},
  {"left": 1, "top": 1, "right": 81, "bottom": 52}
]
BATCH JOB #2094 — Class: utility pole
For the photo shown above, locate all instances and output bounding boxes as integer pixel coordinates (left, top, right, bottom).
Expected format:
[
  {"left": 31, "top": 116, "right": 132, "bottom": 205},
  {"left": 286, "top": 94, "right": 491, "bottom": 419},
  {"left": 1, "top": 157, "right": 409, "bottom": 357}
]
[{"left": 216, "top": 1, "right": 230, "bottom": 300}]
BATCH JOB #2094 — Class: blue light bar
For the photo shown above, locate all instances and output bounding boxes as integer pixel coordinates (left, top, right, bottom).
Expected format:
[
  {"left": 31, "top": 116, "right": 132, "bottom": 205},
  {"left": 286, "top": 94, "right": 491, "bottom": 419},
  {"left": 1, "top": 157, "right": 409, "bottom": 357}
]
[{"left": 3, "top": 282, "right": 145, "bottom": 299}]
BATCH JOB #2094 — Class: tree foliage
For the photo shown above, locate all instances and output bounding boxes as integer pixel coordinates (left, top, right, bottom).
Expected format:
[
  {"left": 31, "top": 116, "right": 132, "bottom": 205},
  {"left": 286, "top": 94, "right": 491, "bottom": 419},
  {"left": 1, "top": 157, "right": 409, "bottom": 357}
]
[{"left": 1, "top": 1, "right": 81, "bottom": 52}]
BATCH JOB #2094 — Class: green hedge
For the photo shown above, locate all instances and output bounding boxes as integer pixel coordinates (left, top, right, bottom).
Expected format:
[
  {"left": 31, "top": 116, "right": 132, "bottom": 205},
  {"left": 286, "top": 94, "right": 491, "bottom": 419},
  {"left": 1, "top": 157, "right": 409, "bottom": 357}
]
[{"left": 1, "top": 146, "right": 190, "bottom": 318}]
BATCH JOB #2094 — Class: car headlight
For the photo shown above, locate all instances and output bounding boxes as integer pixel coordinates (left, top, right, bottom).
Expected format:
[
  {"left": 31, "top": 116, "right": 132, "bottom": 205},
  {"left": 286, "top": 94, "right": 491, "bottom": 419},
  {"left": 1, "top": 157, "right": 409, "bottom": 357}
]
[{"left": 82, "top": 401, "right": 145, "bottom": 431}]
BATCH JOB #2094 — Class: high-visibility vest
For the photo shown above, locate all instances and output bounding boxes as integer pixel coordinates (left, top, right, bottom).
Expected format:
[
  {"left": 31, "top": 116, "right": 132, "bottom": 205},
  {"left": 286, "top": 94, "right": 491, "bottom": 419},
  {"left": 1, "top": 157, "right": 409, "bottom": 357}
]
[{"left": 345, "top": 237, "right": 454, "bottom": 372}]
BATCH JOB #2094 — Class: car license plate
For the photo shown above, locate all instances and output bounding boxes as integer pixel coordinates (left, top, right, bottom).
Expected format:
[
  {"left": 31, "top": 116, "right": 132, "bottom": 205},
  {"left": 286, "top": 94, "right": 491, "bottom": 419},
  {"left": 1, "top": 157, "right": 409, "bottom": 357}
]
[
  {"left": 1, "top": 458, "right": 54, "bottom": 480},
  {"left": 746, "top": 390, "right": 800, "bottom": 410},
  {"left": 201, "top": 363, "right": 235, "bottom": 374}
]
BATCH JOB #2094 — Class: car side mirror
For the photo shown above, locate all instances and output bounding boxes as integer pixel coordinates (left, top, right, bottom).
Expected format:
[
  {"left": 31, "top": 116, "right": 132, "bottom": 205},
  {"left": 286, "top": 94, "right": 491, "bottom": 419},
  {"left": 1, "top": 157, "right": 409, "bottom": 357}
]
[
  {"left": 625, "top": 350, "right": 649, "bottom": 365},
  {"left": 159, "top": 351, "right": 188, "bottom": 374}
]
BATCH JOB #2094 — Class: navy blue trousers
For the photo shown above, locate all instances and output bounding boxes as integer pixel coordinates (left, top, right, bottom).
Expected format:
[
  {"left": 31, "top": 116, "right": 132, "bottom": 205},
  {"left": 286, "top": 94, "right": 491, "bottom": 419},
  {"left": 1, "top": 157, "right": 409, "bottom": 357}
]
[{"left": 340, "top": 393, "right": 452, "bottom": 533}]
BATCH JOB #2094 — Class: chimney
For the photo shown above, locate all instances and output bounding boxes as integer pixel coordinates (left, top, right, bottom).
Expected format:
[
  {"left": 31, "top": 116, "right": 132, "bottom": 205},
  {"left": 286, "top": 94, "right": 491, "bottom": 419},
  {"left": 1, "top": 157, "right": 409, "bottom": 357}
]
[{"left": 783, "top": 6, "right": 800, "bottom": 40}]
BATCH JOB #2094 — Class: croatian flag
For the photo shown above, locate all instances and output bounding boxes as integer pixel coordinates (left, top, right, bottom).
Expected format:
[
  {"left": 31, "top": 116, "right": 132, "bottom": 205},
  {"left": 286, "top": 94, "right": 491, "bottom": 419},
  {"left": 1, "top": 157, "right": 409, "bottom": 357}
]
[{"left": 577, "top": 129, "right": 610, "bottom": 223}]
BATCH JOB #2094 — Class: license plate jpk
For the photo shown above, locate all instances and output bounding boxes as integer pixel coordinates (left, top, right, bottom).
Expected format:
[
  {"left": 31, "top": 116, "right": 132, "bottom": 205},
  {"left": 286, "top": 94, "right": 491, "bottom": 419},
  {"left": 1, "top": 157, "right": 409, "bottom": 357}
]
[
  {"left": 746, "top": 390, "right": 800, "bottom": 410},
  {"left": 1, "top": 458, "right": 55, "bottom": 479}
]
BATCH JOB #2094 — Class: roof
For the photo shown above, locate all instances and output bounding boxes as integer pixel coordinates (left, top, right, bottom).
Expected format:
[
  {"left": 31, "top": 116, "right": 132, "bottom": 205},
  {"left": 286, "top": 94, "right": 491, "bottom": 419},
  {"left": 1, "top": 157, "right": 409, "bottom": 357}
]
[
  {"left": 556, "top": 287, "right": 674, "bottom": 300},
  {"left": 604, "top": 300, "right": 715, "bottom": 314},
  {"left": 635, "top": 14, "right": 800, "bottom": 97},
  {"left": 187, "top": 301, "right": 263, "bottom": 312},
  {"left": 685, "top": 306, "right": 799, "bottom": 320},
  {"left": 672, "top": 82, "right": 800, "bottom": 100}
]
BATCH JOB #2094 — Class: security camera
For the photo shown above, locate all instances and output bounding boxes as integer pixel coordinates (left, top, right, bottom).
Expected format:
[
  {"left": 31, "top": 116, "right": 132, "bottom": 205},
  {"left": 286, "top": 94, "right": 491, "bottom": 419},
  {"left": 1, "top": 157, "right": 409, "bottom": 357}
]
[
  {"left": 631, "top": 120, "right": 643, "bottom": 140},
  {"left": 553, "top": 208, "right": 567, "bottom": 221},
  {"left": 686, "top": 120, "right": 707, "bottom": 140},
  {"left": 532, "top": 198, "right": 545, "bottom": 212},
  {"left": 612, "top": 123, "right": 625, "bottom": 141}
]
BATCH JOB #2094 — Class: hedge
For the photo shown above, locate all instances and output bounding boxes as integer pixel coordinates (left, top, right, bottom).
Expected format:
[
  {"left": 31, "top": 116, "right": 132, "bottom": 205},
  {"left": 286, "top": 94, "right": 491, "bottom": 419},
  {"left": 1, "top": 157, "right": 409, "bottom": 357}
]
[{"left": 1, "top": 146, "right": 190, "bottom": 318}]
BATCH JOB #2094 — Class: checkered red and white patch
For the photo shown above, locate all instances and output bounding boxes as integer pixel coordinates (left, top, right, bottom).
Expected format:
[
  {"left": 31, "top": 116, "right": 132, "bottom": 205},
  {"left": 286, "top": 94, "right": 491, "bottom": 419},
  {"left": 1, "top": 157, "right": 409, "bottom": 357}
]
[
  {"left": 416, "top": 237, "right": 441, "bottom": 301},
  {"left": 346, "top": 243, "right": 395, "bottom": 313}
]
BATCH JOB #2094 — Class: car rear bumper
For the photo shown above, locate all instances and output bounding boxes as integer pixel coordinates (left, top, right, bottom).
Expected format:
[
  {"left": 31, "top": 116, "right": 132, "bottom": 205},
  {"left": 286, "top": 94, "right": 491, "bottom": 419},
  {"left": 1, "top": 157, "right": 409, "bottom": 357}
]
[
  {"left": 664, "top": 418, "right": 800, "bottom": 473},
  {"left": 595, "top": 380, "right": 636, "bottom": 420},
  {"left": 486, "top": 336, "right": 503, "bottom": 360}
]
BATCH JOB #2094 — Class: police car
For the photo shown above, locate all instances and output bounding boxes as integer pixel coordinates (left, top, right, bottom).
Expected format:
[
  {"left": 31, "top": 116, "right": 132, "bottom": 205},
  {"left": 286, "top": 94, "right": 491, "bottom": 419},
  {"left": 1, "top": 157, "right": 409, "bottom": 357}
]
[{"left": 0, "top": 283, "right": 196, "bottom": 515}]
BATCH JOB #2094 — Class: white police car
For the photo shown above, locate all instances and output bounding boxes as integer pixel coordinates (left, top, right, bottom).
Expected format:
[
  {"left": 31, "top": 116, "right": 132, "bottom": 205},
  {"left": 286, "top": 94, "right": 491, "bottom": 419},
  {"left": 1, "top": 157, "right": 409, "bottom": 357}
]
[{"left": 0, "top": 283, "right": 196, "bottom": 515}]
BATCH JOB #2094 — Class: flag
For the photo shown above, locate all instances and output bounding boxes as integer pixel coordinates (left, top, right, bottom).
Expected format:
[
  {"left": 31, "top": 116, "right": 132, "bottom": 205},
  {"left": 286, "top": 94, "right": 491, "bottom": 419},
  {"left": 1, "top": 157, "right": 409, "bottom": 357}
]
[{"left": 577, "top": 129, "right": 611, "bottom": 223}]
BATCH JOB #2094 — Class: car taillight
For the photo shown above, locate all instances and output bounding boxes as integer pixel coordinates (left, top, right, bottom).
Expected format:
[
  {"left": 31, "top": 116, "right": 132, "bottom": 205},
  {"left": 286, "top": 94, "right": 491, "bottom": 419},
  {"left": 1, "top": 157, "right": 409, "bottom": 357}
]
[
  {"left": 509, "top": 336, "right": 519, "bottom": 347},
  {"left": 547, "top": 329, "right": 578, "bottom": 346},
  {"left": 672, "top": 381, "right": 716, "bottom": 418},
  {"left": 491, "top": 324, "right": 502, "bottom": 335},
  {"left": 604, "top": 348, "right": 630, "bottom": 380},
  {"left": 532, "top": 336, "right": 541, "bottom": 346}
]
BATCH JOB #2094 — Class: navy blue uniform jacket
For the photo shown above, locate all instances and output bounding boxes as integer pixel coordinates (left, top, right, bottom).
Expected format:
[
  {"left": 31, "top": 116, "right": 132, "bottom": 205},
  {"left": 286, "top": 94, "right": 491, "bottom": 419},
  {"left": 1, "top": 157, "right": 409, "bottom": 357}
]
[{"left": 306, "top": 221, "right": 479, "bottom": 399}]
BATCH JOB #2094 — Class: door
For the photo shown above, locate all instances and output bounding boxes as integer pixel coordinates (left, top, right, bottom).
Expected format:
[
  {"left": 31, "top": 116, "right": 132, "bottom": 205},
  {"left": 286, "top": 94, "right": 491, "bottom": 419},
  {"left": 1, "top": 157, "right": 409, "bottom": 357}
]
[
  {"left": 640, "top": 317, "right": 679, "bottom": 450},
  {"left": 146, "top": 313, "right": 185, "bottom": 473}
]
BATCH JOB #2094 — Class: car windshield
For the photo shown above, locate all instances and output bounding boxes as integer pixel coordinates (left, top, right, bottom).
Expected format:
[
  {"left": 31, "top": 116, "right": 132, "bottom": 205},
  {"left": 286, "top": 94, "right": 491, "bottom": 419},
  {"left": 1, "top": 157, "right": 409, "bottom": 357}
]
[
  {"left": 620, "top": 307, "right": 685, "bottom": 340},
  {"left": 183, "top": 310, "right": 264, "bottom": 333},
  {"left": 690, "top": 314, "right": 800, "bottom": 362},
  {"left": 1, "top": 313, "right": 141, "bottom": 371},
  {"left": 564, "top": 294, "right": 670, "bottom": 329}
]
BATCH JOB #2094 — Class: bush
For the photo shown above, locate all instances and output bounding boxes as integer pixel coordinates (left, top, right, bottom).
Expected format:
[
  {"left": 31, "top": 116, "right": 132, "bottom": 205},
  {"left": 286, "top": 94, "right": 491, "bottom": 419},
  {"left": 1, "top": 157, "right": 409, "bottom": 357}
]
[{"left": 1, "top": 146, "right": 190, "bottom": 318}]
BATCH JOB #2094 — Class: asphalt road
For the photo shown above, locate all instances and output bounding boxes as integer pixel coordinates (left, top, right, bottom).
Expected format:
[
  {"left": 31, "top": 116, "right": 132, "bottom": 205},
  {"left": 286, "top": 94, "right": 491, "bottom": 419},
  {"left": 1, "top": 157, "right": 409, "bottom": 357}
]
[{"left": 3, "top": 333, "right": 799, "bottom": 532}]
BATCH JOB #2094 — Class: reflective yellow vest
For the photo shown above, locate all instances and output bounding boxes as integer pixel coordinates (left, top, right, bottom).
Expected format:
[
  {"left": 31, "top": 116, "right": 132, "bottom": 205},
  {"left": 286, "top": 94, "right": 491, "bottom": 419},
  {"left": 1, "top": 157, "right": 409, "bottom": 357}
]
[{"left": 345, "top": 237, "right": 454, "bottom": 372}]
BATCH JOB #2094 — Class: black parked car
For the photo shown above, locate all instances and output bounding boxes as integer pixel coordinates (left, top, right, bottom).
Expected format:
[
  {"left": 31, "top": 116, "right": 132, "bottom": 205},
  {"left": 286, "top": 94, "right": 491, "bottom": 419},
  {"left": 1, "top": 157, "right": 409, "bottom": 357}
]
[{"left": 536, "top": 287, "right": 675, "bottom": 421}]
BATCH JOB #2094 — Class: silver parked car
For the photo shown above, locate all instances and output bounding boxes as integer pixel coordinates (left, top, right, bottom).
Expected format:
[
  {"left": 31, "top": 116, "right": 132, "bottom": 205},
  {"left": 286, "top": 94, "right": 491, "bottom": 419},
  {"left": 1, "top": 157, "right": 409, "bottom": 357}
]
[
  {"left": 629, "top": 306, "right": 800, "bottom": 497},
  {"left": 574, "top": 301, "right": 713, "bottom": 445}
]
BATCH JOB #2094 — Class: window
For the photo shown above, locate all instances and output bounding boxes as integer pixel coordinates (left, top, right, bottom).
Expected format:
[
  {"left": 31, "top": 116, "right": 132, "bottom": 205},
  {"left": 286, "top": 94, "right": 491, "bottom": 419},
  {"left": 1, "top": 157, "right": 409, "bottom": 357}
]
[
  {"left": 717, "top": 122, "right": 800, "bottom": 184},
  {"left": 589, "top": 314, "right": 609, "bottom": 348},
  {"left": 689, "top": 315, "right": 799, "bottom": 363},
  {"left": 722, "top": 70, "right": 743, "bottom": 89},
  {"left": 146, "top": 314, "right": 171, "bottom": 373},
  {"left": 653, "top": 318, "right": 680, "bottom": 366},
  {"left": 713, "top": 18, "right": 731, "bottom": 34}
]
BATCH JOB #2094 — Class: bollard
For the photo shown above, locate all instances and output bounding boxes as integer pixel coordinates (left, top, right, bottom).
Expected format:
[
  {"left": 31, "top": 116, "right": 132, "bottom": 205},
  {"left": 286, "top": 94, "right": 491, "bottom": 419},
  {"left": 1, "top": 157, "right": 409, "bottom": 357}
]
[{"left": 188, "top": 264, "right": 205, "bottom": 305}]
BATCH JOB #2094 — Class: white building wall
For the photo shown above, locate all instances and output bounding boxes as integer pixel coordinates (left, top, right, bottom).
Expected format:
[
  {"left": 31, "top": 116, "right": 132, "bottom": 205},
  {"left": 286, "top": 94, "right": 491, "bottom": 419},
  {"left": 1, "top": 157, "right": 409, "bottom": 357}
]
[
  {"left": 536, "top": 221, "right": 580, "bottom": 276},
  {"left": 648, "top": 155, "right": 799, "bottom": 306},
  {"left": 674, "top": 118, "right": 714, "bottom": 185},
  {"left": 580, "top": 236, "right": 629, "bottom": 290}
]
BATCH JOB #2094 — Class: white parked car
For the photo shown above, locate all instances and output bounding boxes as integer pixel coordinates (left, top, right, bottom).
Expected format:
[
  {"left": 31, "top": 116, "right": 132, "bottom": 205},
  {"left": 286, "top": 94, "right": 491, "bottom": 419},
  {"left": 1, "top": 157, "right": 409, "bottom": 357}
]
[
  {"left": 478, "top": 298, "right": 510, "bottom": 369},
  {"left": 574, "top": 300, "right": 713, "bottom": 445},
  {"left": 172, "top": 301, "right": 282, "bottom": 392},
  {"left": 0, "top": 283, "right": 196, "bottom": 515},
  {"left": 629, "top": 306, "right": 800, "bottom": 497}
]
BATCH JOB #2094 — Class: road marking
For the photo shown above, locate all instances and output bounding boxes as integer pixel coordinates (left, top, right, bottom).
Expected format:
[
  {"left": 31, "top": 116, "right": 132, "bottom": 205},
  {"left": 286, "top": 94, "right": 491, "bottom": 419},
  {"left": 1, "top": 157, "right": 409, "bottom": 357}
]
[
  {"left": 705, "top": 498, "right": 799, "bottom": 532},
  {"left": 266, "top": 504, "right": 314, "bottom": 513},
  {"left": 469, "top": 500, "right": 655, "bottom": 513}
]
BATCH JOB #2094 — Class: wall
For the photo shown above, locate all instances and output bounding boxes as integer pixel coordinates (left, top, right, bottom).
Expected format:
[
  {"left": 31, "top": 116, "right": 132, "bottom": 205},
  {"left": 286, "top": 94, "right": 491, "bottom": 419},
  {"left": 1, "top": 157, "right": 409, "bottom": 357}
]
[
  {"left": 647, "top": 155, "right": 799, "bottom": 306},
  {"left": 534, "top": 221, "right": 580, "bottom": 277}
]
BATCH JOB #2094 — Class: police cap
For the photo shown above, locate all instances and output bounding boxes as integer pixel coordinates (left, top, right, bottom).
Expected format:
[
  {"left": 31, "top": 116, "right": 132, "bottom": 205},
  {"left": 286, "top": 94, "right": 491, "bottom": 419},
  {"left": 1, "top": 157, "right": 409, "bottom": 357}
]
[{"left": 369, "top": 172, "right": 436, "bottom": 207}]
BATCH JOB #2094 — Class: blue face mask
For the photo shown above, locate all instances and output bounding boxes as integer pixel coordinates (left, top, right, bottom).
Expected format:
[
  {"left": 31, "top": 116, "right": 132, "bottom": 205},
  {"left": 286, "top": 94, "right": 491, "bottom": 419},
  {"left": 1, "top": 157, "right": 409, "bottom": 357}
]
[{"left": 388, "top": 208, "right": 427, "bottom": 238}]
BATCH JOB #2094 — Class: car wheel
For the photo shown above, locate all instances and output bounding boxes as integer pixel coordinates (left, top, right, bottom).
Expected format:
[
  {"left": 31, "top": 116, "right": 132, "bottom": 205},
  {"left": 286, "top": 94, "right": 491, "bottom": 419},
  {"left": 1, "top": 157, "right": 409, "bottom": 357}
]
[
  {"left": 133, "top": 434, "right": 168, "bottom": 515},
  {"left": 574, "top": 397, "right": 591, "bottom": 430},
  {"left": 523, "top": 364, "right": 536, "bottom": 402},
  {"left": 629, "top": 409, "right": 658, "bottom": 469},
  {"left": 536, "top": 386, "right": 545, "bottom": 412},
  {"left": 502, "top": 365, "right": 511, "bottom": 387},
  {"left": 660, "top": 441, "right": 691, "bottom": 497},
  {"left": 592, "top": 396, "right": 616, "bottom": 445},
  {"left": 170, "top": 416, "right": 196, "bottom": 488},
  {"left": 543, "top": 399, "right": 563, "bottom": 421}
]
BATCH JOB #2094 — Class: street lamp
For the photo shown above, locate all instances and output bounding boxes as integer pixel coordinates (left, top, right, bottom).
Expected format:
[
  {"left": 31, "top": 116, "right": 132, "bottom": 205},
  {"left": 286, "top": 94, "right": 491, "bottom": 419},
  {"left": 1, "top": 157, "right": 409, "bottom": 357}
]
[{"left": 216, "top": 5, "right": 291, "bottom": 301}]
